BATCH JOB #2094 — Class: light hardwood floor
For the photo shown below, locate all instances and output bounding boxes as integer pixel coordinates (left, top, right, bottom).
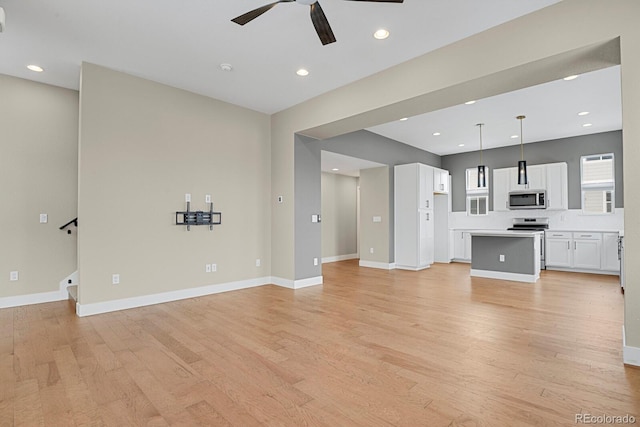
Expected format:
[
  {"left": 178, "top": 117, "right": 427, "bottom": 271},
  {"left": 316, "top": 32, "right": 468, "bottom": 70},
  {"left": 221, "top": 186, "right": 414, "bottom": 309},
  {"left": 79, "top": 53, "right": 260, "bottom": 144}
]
[{"left": 1, "top": 260, "right": 638, "bottom": 426}]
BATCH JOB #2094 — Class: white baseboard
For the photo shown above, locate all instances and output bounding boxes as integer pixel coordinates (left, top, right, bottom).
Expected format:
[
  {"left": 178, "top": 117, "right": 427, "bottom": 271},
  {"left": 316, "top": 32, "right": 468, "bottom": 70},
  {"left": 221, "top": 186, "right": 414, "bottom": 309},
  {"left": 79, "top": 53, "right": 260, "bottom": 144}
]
[
  {"left": 395, "top": 264, "right": 430, "bottom": 271},
  {"left": 623, "top": 326, "right": 640, "bottom": 367},
  {"left": 77, "top": 277, "right": 271, "bottom": 317},
  {"left": 0, "top": 288, "right": 69, "bottom": 309},
  {"left": 1, "top": 271, "right": 78, "bottom": 309},
  {"left": 359, "top": 260, "right": 396, "bottom": 270},
  {"left": 470, "top": 269, "right": 539, "bottom": 283},
  {"left": 322, "top": 254, "right": 358, "bottom": 264},
  {"left": 271, "top": 276, "right": 323, "bottom": 289},
  {"left": 76, "top": 275, "right": 323, "bottom": 317}
]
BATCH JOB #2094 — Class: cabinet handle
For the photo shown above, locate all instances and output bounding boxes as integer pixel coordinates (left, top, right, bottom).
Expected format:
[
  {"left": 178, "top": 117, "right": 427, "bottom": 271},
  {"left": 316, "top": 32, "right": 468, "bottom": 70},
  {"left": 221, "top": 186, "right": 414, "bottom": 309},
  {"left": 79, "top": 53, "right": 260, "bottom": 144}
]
[
  {"left": 567, "top": 241, "right": 570, "bottom": 250},
  {"left": 426, "top": 213, "right": 430, "bottom": 221},
  {"left": 426, "top": 200, "right": 429, "bottom": 208},
  {"left": 580, "top": 234, "right": 592, "bottom": 238},
  {"left": 574, "top": 242, "right": 577, "bottom": 250},
  {"left": 552, "top": 234, "right": 563, "bottom": 237}
]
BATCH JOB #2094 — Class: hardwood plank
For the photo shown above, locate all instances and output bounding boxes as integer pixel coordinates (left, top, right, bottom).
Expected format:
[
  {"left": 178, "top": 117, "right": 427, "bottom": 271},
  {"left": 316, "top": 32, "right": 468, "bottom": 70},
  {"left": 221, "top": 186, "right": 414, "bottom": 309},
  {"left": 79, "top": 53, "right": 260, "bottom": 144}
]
[{"left": 0, "top": 260, "right": 638, "bottom": 426}]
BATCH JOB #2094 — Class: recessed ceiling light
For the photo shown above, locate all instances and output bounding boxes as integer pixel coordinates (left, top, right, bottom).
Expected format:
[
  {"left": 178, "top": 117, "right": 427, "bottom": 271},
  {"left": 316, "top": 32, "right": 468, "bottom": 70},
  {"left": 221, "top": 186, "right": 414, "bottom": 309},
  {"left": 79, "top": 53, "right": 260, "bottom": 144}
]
[
  {"left": 578, "top": 111, "right": 590, "bottom": 116},
  {"left": 583, "top": 123, "right": 593, "bottom": 127},
  {"left": 332, "top": 168, "right": 339, "bottom": 171},
  {"left": 458, "top": 144, "right": 465, "bottom": 147},
  {"left": 399, "top": 117, "right": 408, "bottom": 121},
  {"left": 373, "top": 29, "right": 389, "bottom": 40},
  {"left": 433, "top": 132, "right": 441, "bottom": 136},
  {"left": 296, "top": 68, "right": 309, "bottom": 77},
  {"left": 464, "top": 100, "right": 476, "bottom": 105},
  {"left": 563, "top": 74, "right": 579, "bottom": 81},
  {"left": 219, "top": 63, "right": 233, "bottom": 72},
  {"left": 511, "top": 135, "right": 519, "bottom": 139},
  {"left": 27, "top": 65, "right": 44, "bottom": 72}
]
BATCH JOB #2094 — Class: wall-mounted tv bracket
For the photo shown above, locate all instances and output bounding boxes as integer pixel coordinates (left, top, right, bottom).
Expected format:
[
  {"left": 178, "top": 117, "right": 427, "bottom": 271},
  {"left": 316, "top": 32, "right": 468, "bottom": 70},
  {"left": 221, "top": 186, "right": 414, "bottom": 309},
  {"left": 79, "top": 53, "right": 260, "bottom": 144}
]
[{"left": 175, "top": 202, "right": 222, "bottom": 231}]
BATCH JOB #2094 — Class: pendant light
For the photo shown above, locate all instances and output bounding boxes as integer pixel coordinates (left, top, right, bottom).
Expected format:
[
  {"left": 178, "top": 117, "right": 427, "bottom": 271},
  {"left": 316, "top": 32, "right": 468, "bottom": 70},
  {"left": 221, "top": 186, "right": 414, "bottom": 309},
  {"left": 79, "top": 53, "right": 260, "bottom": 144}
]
[
  {"left": 516, "top": 115, "right": 528, "bottom": 185},
  {"left": 476, "top": 123, "right": 486, "bottom": 188}
]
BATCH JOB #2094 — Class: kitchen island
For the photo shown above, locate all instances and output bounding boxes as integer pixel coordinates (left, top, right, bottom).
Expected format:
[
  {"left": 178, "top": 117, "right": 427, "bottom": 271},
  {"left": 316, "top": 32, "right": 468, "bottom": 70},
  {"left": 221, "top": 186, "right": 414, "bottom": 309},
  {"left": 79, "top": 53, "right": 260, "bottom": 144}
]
[{"left": 469, "top": 230, "right": 543, "bottom": 283}]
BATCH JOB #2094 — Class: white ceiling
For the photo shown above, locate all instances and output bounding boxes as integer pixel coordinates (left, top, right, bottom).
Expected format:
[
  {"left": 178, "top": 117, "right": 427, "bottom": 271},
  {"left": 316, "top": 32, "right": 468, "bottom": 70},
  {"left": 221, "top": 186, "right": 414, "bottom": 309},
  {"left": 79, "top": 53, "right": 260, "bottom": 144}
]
[
  {"left": 367, "top": 65, "right": 623, "bottom": 156},
  {"left": 0, "top": 0, "right": 559, "bottom": 115},
  {"left": 3, "top": 0, "right": 622, "bottom": 170},
  {"left": 321, "top": 150, "right": 384, "bottom": 177}
]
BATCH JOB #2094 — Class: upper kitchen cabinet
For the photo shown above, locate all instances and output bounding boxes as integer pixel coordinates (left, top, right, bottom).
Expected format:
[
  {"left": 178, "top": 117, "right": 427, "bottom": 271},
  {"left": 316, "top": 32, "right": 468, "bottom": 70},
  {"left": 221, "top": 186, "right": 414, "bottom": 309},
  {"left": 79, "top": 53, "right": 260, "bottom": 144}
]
[
  {"left": 545, "top": 163, "right": 568, "bottom": 210},
  {"left": 493, "top": 168, "right": 511, "bottom": 212},
  {"left": 433, "top": 167, "right": 450, "bottom": 194}
]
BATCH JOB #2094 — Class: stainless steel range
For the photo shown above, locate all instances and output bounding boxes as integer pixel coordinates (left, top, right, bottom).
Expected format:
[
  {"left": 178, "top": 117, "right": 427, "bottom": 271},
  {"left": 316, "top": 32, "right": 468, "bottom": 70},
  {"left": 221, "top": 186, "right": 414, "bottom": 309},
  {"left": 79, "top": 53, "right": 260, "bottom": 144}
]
[{"left": 507, "top": 218, "right": 549, "bottom": 269}]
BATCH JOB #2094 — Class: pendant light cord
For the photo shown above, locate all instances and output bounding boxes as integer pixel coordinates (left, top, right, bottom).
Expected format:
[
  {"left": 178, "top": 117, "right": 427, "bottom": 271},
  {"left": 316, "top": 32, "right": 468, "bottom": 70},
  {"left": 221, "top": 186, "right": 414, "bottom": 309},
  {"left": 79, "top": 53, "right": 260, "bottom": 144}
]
[
  {"left": 477, "top": 123, "right": 484, "bottom": 163},
  {"left": 518, "top": 115, "right": 525, "bottom": 160}
]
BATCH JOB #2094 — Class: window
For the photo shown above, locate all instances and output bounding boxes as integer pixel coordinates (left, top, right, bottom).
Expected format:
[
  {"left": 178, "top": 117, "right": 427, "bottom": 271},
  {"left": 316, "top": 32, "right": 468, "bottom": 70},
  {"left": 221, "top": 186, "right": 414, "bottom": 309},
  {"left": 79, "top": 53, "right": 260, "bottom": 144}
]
[
  {"left": 581, "top": 153, "right": 614, "bottom": 214},
  {"left": 465, "top": 167, "right": 489, "bottom": 215}
]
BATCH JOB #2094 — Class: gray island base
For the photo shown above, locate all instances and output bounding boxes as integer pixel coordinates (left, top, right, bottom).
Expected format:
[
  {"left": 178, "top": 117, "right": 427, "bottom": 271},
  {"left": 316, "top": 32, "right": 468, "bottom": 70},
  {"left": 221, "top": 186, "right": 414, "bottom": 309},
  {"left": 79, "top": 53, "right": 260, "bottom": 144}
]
[{"left": 469, "top": 230, "right": 542, "bottom": 283}]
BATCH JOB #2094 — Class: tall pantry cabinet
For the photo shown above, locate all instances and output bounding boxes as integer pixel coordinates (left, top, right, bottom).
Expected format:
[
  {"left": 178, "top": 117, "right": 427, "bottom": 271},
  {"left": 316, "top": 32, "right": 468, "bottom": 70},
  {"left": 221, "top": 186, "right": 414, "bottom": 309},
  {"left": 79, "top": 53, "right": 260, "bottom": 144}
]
[{"left": 395, "top": 163, "right": 435, "bottom": 270}]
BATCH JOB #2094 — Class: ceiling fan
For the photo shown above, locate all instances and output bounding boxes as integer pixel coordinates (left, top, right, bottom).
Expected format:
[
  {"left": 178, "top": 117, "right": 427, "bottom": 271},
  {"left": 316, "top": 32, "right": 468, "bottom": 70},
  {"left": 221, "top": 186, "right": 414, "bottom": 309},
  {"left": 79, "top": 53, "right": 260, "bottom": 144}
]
[{"left": 231, "top": 0, "right": 404, "bottom": 46}]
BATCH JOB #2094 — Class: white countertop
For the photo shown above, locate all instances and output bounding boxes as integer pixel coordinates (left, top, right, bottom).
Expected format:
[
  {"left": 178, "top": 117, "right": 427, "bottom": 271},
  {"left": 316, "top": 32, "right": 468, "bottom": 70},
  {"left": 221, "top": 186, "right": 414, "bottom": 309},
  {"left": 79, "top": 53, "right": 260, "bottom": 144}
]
[{"left": 468, "top": 229, "right": 543, "bottom": 238}]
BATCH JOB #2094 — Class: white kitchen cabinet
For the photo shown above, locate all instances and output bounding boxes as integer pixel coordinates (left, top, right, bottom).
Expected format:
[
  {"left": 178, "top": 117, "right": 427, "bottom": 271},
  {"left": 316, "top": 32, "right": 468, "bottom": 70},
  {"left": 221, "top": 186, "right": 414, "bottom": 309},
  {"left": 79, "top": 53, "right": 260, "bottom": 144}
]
[
  {"left": 395, "top": 163, "right": 434, "bottom": 270},
  {"left": 452, "top": 230, "right": 471, "bottom": 262},
  {"left": 433, "top": 167, "right": 450, "bottom": 194},
  {"left": 546, "top": 163, "right": 568, "bottom": 210},
  {"left": 493, "top": 162, "right": 568, "bottom": 211},
  {"left": 526, "top": 164, "right": 546, "bottom": 190},
  {"left": 601, "top": 233, "right": 620, "bottom": 272},
  {"left": 545, "top": 232, "right": 572, "bottom": 268},
  {"left": 545, "top": 231, "right": 618, "bottom": 273},
  {"left": 573, "top": 233, "right": 601, "bottom": 270},
  {"left": 493, "top": 168, "right": 511, "bottom": 212}
]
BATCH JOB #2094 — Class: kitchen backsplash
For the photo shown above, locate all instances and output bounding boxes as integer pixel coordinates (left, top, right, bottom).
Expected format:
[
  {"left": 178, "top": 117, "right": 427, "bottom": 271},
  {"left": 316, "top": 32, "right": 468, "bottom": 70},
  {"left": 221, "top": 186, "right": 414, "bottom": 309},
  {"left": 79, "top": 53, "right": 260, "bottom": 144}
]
[{"left": 449, "top": 208, "right": 624, "bottom": 232}]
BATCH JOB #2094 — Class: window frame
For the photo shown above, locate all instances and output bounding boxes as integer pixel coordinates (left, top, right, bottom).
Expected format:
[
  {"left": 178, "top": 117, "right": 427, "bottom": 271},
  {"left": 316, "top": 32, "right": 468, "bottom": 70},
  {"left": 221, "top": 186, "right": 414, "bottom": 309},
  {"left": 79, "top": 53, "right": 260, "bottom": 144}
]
[{"left": 580, "top": 153, "right": 615, "bottom": 215}]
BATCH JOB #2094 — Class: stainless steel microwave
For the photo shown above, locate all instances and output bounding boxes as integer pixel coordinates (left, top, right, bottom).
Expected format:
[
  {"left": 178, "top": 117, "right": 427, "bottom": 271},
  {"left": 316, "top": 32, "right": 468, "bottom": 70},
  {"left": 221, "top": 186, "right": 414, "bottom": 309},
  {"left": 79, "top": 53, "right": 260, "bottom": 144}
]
[{"left": 508, "top": 190, "right": 546, "bottom": 209}]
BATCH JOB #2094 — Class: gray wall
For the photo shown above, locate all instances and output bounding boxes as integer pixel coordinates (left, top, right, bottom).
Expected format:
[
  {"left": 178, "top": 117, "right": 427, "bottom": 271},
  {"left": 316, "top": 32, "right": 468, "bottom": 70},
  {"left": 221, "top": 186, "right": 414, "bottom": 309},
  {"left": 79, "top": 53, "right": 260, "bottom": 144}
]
[
  {"left": 294, "top": 129, "right": 440, "bottom": 277},
  {"left": 294, "top": 135, "right": 322, "bottom": 279},
  {"left": 441, "top": 131, "right": 623, "bottom": 212},
  {"left": 321, "top": 173, "right": 358, "bottom": 259}
]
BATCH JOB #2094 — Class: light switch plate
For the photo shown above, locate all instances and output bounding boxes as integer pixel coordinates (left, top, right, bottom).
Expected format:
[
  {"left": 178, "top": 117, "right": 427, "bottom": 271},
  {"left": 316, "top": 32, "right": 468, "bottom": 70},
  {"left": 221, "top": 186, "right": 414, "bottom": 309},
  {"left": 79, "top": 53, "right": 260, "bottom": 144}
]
[
  {"left": 39, "top": 214, "right": 48, "bottom": 223},
  {"left": 112, "top": 274, "right": 120, "bottom": 285},
  {"left": 313, "top": 258, "right": 318, "bottom": 266},
  {"left": 205, "top": 194, "right": 211, "bottom": 203},
  {"left": 256, "top": 259, "right": 261, "bottom": 267},
  {"left": 373, "top": 216, "right": 382, "bottom": 223},
  {"left": 277, "top": 196, "right": 283, "bottom": 204},
  {"left": 185, "top": 193, "right": 191, "bottom": 202},
  {"left": 9, "top": 271, "right": 18, "bottom": 281},
  {"left": 206, "top": 264, "right": 212, "bottom": 273},
  {"left": 211, "top": 264, "right": 217, "bottom": 272}
]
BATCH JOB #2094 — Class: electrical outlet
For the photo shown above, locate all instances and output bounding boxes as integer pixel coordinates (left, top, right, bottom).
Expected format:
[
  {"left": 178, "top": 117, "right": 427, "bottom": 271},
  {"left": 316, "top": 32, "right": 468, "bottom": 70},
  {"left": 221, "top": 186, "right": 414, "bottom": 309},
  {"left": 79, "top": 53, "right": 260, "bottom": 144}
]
[
  {"left": 499, "top": 254, "right": 505, "bottom": 262},
  {"left": 206, "top": 264, "right": 212, "bottom": 273},
  {"left": 369, "top": 248, "right": 374, "bottom": 254},
  {"left": 211, "top": 264, "right": 217, "bottom": 272},
  {"left": 9, "top": 271, "right": 18, "bottom": 281},
  {"left": 256, "top": 259, "right": 261, "bottom": 267},
  {"left": 277, "top": 196, "right": 283, "bottom": 204},
  {"left": 313, "top": 258, "right": 318, "bottom": 266},
  {"left": 185, "top": 193, "right": 191, "bottom": 202},
  {"left": 112, "top": 274, "right": 120, "bottom": 285}
]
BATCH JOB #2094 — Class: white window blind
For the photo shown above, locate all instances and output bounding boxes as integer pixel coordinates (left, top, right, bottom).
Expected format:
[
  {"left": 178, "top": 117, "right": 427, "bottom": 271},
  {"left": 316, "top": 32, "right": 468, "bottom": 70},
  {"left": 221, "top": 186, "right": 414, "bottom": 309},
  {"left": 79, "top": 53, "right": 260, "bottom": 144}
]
[{"left": 582, "top": 155, "right": 614, "bottom": 186}]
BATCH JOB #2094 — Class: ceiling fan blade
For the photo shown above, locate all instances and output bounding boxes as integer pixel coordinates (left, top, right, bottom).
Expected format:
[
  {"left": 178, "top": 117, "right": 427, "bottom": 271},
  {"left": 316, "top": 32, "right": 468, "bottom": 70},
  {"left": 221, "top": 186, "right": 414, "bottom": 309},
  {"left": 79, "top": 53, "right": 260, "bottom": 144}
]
[
  {"left": 310, "top": 2, "right": 336, "bottom": 45},
  {"left": 342, "top": 0, "right": 404, "bottom": 2},
  {"left": 231, "top": 0, "right": 294, "bottom": 26}
]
